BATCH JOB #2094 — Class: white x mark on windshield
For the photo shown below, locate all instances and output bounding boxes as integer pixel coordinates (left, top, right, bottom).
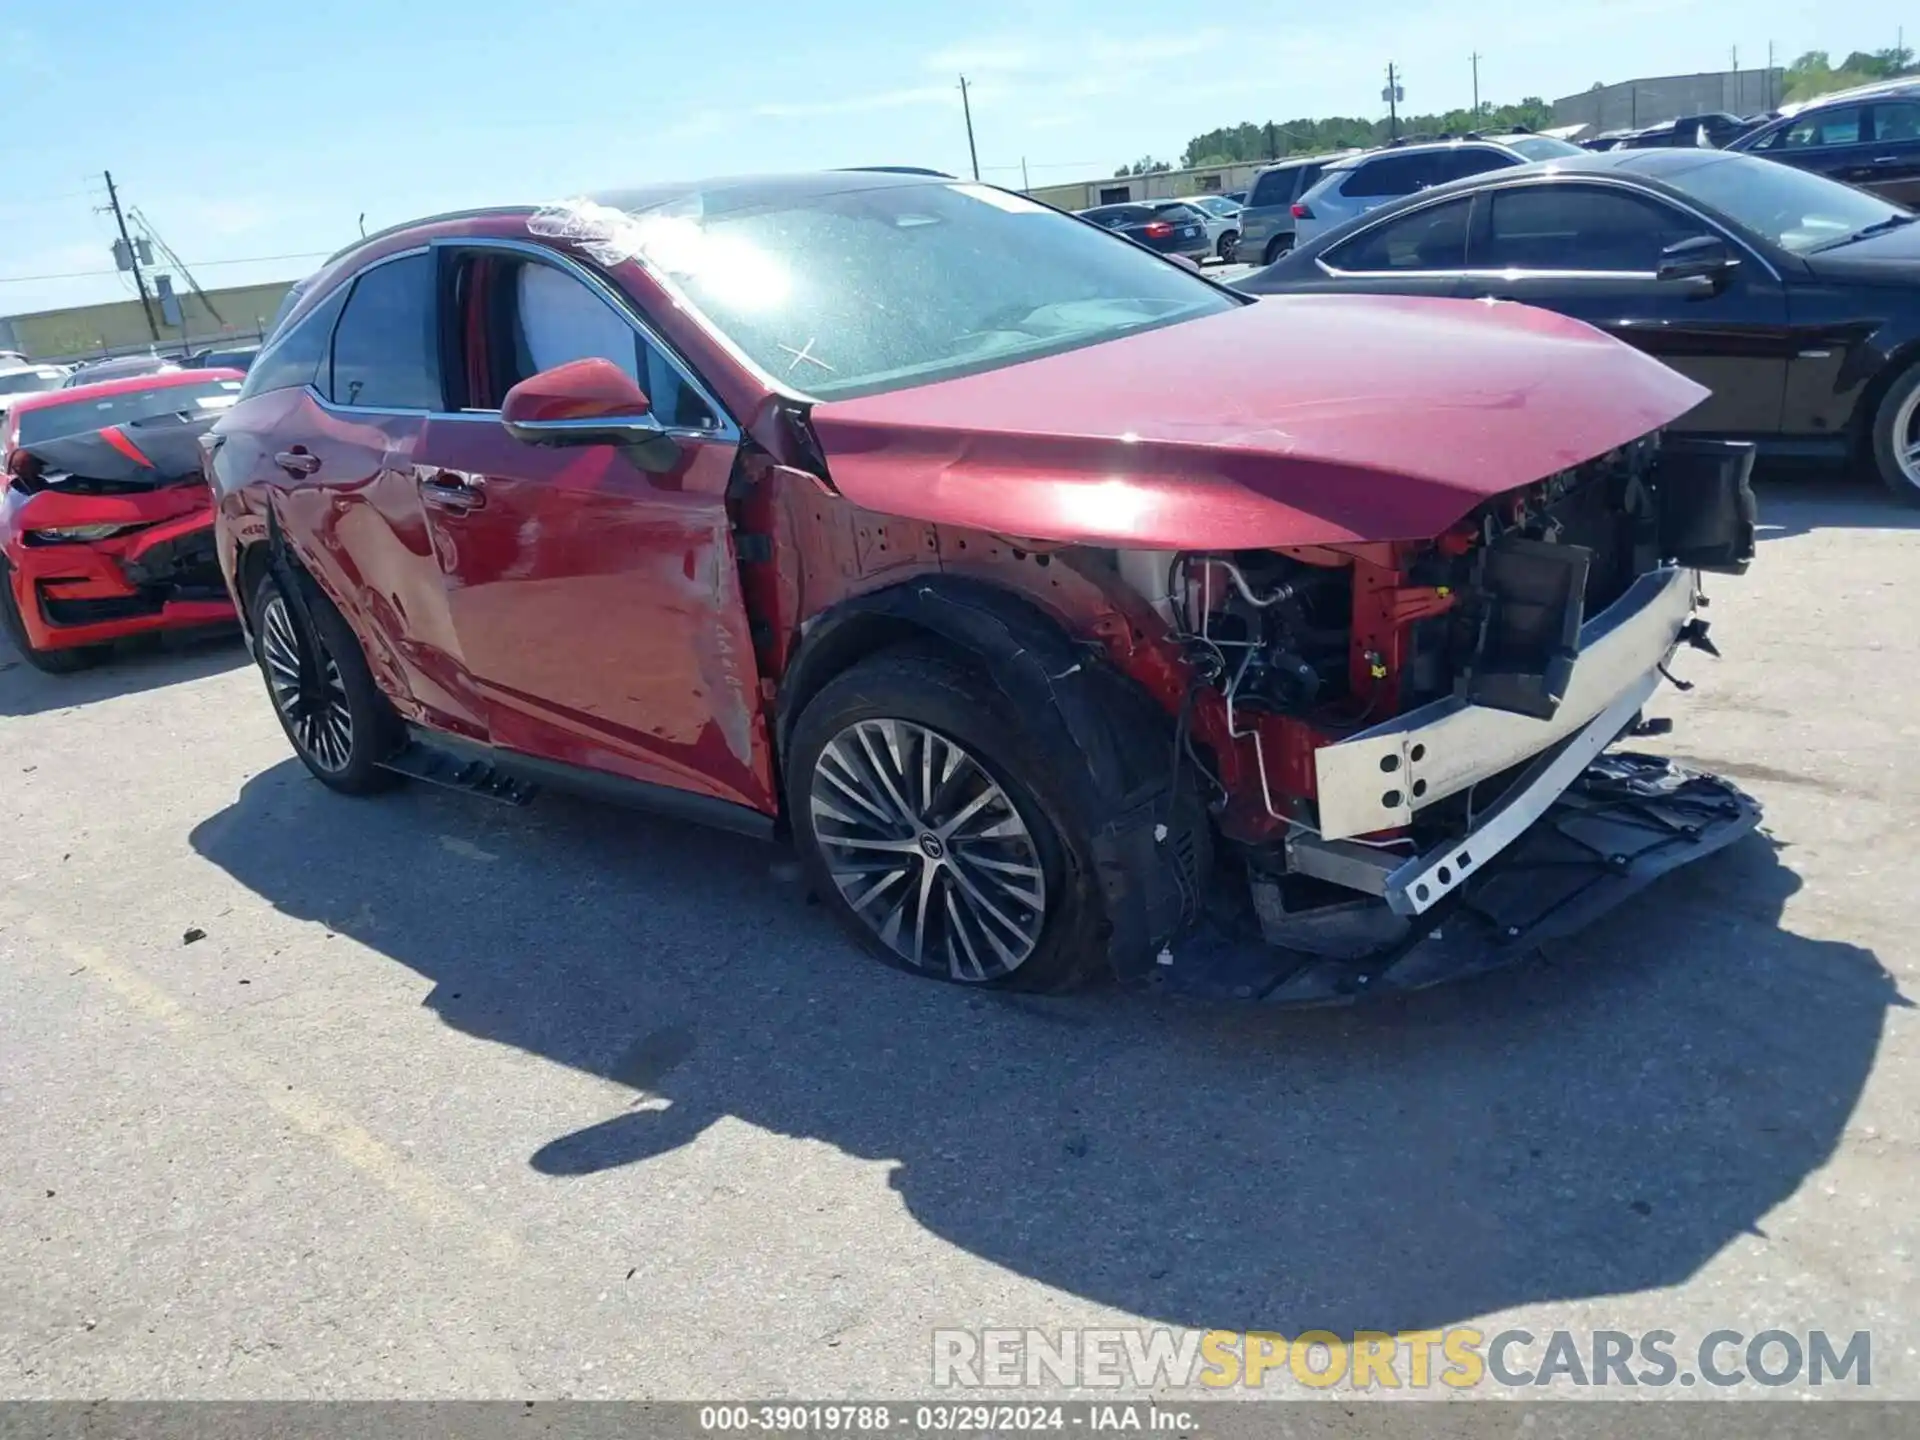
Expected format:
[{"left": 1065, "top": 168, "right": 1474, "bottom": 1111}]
[{"left": 777, "top": 338, "right": 835, "bottom": 374}]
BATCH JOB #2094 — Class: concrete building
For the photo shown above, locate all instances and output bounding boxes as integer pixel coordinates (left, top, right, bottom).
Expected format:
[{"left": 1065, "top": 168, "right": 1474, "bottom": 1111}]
[
  {"left": 1028, "top": 160, "right": 1272, "bottom": 212},
  {"left": 0, "top": 280, "right": 297, "bottom": 363},
  {"left": 1552, "top": 68, "right": 1783, "bottom": 135}
]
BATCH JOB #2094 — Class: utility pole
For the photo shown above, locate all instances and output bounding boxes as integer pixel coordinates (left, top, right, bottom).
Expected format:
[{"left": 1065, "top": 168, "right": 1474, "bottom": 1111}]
[
  {"left": 1767, "top": 41, "right": 1775, "bottom": 110},
  {"left": 1020, "top": 157, "right": 1030, "bottom": 193},
  {"left": 1266, "top": 120, "right": 1277, "bottom": 159},
  {"left": 1383, "top": 62, "right": 1403, "bottom": 140},
  {"left": 958, "top": 75, "right": 980, "bottom": 182},
  {"left": 1470, "top": 52, "right": 1481, "bottom": 115},
  {"left": 102, "top": 170, "right": 159, "bottom": 343}
]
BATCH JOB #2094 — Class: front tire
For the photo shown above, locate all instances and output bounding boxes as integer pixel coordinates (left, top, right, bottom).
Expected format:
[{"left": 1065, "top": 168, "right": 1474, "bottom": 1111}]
[
  {"left": 250, "top": 570, "right": 400, "bottom": 794},
  {"left": 0, "top": 560, "right": 105, "bottom": 673},
  {"left": 787, "top": 647, "right": 1109, "bottom": 992},
  {"left": 1869, "top": 364, "right": 1920, "bottom": 506}
]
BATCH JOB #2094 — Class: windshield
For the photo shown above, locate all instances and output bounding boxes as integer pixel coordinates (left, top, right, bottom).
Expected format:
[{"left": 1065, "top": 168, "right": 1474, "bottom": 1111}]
[
  {"left": 560, "top": 180, "right": 1238, "bottom": 400},
  {"left": 1654, "top": 152, "right": 1911, "bottom": 253},
  {"left": 15, "top": 380, "right": 244, "bottom": 447},
  {"left": 0, "top": 369, "right": 63, "bottom": 397},
  {"left": 1507, "top": 136, "right": 1586, "bottom": 161}
]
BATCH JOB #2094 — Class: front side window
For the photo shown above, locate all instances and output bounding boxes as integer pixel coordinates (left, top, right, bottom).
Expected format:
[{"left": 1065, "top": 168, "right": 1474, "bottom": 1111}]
[
  {"left": 1248, "top": 169, "right": 1292, "bottom": 207},
  {"left": 1870, "top": 102, "right": 1920, "bottom": 143},
  {"left": 1480, "top": 185, "right": 1706, "bottom": 272},
  {"left": 1437, "top": 148, "right": 1514, "bottom": 183},
  {"left": 328, "top": 253, "right": 440, "bottom": 410},
  {"left": 240, "top": 285, "right": 349, "bottom": 399},
  {"left": 488, "top": 258, "right": 716, "bottom": 430},
  {"left": 603, "top": 180, "right": 1239, "bottom": 400},
  {"left": 1327, "top": 196, "right": 1472, "bottom": 271}
]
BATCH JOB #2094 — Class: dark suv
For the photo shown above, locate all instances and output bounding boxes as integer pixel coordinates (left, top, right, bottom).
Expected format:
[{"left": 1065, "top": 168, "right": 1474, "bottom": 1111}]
[
  {"left": 1233, "top": 153, "right": 1352, "bottom": 266},
  {"left": 1729, "top": 84, "right": 1920, "bottom": 207}
]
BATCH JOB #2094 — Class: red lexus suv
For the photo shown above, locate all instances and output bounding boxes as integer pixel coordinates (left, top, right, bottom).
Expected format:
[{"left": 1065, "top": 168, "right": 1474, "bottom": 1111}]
[{"left": 208, "top": 171, "right": 1760, "bottom": 1001}]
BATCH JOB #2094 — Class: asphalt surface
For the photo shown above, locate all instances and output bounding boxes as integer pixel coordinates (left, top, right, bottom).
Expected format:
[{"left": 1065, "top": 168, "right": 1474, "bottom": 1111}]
[{"left": 1, "top": 475, "right": 1916, "bottom": 1400}]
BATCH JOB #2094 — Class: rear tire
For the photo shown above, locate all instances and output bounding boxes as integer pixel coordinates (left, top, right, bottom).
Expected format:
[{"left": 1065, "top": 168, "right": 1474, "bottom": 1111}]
[
  {"left": 1218, "top": 230, "right": 1239, "bottom": 262},
  {"left": 786, "top": 647, "right": 1110, "bottom": 992},
  {"left": 250, "top": 569, "right": 402, "bottom": 795},
  {"left": 0, "top": 560, "right": 106, "bottom": 673},
  {"left": 1869, "top": 364, "right": 1920, "bottom": 506}
]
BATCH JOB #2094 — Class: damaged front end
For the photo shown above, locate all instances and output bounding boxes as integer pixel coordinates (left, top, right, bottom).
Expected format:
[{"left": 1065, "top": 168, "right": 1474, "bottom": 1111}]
[{"left": 1148, "top": 434, "right": 1761, "bottom": 1003}]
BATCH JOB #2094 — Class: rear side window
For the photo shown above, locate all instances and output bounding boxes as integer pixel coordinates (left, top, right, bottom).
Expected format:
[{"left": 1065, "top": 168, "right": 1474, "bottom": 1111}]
[
  {"left": 239, "top": 285, "right": 348, "bottom": 400},
  {"left": 1340, "top": 153, "right": 1442, "bottom": 198},
  {"left": 1084, "top": 205, "right": 1152, "bottom": 226},
  {"left": 1152, "top": 203, "right": 1206, "bottom": 222},
  {"left": 1327, "top": 197, "right": 1473, "bottom": 271},
  {"left": 1249, "top": 169, "right": 1293, "bottom": 206},
  {"left": 328, "top": 253, "right": 440, "bottom": 410}
]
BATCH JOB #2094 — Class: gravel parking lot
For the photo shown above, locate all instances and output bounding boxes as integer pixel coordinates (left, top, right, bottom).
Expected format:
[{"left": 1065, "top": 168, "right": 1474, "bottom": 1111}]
[{"left": 2, "top": 476, "right": 1916, "bottom": 1400}]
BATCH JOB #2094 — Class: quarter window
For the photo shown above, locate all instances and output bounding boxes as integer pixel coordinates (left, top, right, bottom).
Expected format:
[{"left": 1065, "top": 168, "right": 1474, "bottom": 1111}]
[
  {"left": 1326, "top": 196, "right": 1472, "bottom": 271},
  {"left": 1479, "top": 186, "right": 1710, "bottom": 272},
  {"left": 328, "top": 253, "right": 440, "bottom": 410}
]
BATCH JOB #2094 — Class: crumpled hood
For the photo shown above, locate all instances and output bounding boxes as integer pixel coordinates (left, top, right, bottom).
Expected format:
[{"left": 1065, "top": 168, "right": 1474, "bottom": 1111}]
[
  {"left": 807, "top": 293, "right": 1708, "bottom": 548},
  {"left": 13, "top": 416, "right": 213, "bottom": 492}
]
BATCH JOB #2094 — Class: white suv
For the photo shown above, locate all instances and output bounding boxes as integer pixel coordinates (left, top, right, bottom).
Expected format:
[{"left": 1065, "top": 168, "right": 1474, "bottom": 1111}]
[{"left": 1292, "top": 133, "right": 1585, "bottom": 244}]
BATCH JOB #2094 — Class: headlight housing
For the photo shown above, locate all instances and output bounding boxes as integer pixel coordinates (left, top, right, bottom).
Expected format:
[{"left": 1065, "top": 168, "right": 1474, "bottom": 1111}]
[{"left": 25, "top": 523, "right": 141, "bottom": 544}]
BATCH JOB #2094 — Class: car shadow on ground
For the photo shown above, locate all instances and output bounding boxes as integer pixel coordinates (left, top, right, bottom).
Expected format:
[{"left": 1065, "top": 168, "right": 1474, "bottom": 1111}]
[
  {"left": 189, "top": 762, "right": 1903, "bottom": 1335},
  {"left": 0, "top": 626, "right": 248, "bottom": 719},
  {"left": 1752, "top": 470, "right": 1920, "bottom": 538}
]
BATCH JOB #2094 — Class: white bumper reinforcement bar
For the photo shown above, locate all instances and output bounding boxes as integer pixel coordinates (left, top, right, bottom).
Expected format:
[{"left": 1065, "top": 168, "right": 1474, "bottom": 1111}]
[{"left": 1311, "top": 565, "right": 1698, "bottom": 842}]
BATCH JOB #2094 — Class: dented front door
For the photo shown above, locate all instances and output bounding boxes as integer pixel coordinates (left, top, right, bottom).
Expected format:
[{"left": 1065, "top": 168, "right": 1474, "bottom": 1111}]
[{"left": 413, "top": 415, "right": 777, "bottom": 814}]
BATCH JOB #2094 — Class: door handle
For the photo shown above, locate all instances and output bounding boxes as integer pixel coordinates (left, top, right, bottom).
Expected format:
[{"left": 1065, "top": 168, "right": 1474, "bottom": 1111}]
[
  {"left": 1873, "top": 155, "right": 1903, "bottom": 165},
  {"left": 419, "top": 471, "right": 486, "bottom": 512},
  {"left": 273, "top": 448, "right": 320, "bottom": 477}
]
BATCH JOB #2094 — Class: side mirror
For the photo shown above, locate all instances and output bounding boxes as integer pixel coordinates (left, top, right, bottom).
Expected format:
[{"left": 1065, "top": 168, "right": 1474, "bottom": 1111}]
[
  {"left": 1657, "top": 235, "right": 1737, "bottom": 290},
  {"left": 1168, "top": 254, "right": 1202, "bottom": 273},
  {"left": 500, "top": 358, "right": 666, "bottom": 448}
]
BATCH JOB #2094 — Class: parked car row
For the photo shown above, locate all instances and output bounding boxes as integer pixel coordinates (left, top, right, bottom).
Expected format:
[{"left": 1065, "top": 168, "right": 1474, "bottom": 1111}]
[{"left": 1236, "top": 147, "right": 1920, "bottom": 501}]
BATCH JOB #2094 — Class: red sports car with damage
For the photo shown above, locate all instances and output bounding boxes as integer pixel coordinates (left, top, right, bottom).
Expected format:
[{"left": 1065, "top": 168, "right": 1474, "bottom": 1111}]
[
  {"left": 208, "top": 171, "right": 1761, "bottom": 1002},
  {"left": 2, "top": 370, "right": 243, "bottom": 671}
]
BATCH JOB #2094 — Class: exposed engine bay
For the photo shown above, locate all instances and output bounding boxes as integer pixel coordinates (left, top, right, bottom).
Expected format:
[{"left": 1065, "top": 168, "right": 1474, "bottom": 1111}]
[{"left": 1114, "top": 433, "right": 1762, "bottom": 1002}]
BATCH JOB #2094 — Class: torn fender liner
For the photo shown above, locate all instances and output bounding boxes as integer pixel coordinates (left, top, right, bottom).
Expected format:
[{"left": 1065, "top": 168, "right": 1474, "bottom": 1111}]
[
  {"left": 781, "top": 577, "right": 1208, "bottom": 978},
  {"left": 1154, "top": 753, "right": 1761, "bottom": 1006}
]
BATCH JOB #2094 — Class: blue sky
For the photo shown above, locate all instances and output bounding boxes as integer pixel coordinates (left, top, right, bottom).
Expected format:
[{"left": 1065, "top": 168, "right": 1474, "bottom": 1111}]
[{"left": 3, "top": 0, "right": 1906, "bottom": 318}]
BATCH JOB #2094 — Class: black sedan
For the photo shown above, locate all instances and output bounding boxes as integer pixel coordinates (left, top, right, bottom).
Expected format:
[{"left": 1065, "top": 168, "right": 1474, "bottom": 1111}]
[
  {"left": 1236, "top": 148, "right": 1920, "bottom": 502},
  {"left": 1076, "top": 202, "right": 1213, "bottom": 260}
]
